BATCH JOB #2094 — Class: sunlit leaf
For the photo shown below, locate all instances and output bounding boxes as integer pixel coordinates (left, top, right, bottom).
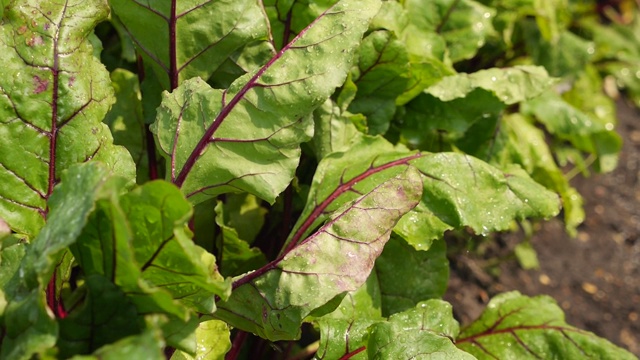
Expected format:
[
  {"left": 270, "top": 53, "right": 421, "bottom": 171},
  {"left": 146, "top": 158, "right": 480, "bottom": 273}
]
[
  {"left": 456, "top": 292, "right": 637, "bottom": 359},
  {"left": 215, "top": 168, "right": 422, "bottom": 340},
  {"left": 367, "top": 300, "right": 474, "bottom": 359},
  {"left": 0, "top": 0, "right": 135, "bottom": 237},
  {"left": 152, "top": 0, "right": 381, "bottom": 205}
]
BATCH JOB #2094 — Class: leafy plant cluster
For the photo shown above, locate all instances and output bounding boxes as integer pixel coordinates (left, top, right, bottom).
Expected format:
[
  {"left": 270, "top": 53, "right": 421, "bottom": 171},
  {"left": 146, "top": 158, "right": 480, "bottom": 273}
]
[{"left": 0, "top": 0, "right": 638, "bottom": 359}]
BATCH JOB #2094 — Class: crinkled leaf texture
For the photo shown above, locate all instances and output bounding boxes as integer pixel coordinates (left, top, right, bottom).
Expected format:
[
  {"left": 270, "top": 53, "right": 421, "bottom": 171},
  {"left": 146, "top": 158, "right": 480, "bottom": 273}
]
[
  {"left": 289, "top": 137, "right": 560, "bottom": 251},
  {"left": 0, "top": 0, "right": 135, "bottom": 238},
  {"left": 215, "top": 167, "right": 423, "bottom": 341},
  {"left": 456, "top": 292, "right": 637, "bottom": 359},
  {"left": 152, "top": 0, "right": 381, "bottom": 205}
]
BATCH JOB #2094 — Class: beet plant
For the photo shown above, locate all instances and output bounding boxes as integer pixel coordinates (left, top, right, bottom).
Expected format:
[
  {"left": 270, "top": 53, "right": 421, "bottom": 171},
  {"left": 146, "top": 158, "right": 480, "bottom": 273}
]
[{"left": 0, "top": 0, "right": 637, "bottom": 359}]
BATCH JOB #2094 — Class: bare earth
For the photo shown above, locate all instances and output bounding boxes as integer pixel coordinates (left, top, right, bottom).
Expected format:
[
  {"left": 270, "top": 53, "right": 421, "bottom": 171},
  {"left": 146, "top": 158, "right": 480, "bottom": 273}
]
[{"left": 445, "top": 99, "right": 640, "bottom": 357}]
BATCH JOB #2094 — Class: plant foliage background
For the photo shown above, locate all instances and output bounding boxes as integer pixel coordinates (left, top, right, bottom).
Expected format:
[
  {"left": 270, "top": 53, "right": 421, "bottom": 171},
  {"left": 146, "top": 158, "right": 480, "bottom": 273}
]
[{"left": 0, "top": 0, "right": 638, "bottom": 358}]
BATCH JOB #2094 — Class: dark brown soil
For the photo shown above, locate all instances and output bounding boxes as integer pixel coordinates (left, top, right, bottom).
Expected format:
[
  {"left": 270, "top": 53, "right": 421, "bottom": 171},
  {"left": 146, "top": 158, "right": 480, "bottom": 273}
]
[{"left": 444, "top": 98, "right": 640, "bottom": 357}]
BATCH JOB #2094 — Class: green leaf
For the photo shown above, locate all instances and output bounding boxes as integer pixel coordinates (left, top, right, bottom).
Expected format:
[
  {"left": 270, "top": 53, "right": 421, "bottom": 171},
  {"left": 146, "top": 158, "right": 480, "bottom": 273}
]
[
  {"left": 312, "top": 99, "right": 364, "bottom": 160},
  {"left": 215, "top": 167, "right": 422, "bottom": 341},
  {"left": 522, "top": 90, "right": 622, "bottom": 172},
  {"left": 152, "top": 0, "right": 381, "bottom": 205},
  {"left": 374, "top": 236, "right": 448, "bottom": 317},
  {"left": 489, "top": 114, "right": 584, "bottom": 235},
  {"left": 262, "top": 0, "right": 340, "bottom": 50},
  {"left": 109, "top": 0, "right": 270, "bottom": 89},
  {"left": 400, "top": 90, "right": 504, "bottom": 151},
  {"left": 523, "top": 21, "right": 593, "bottom": 78},
  {"left": 69, "top": 318, "right": 165, "bottom": 360},
  {"left": 71, "top": 180, "right": 231, "bottom": 317},
  {"left": 222, "top": 193, "right": 268, "bottom": 244},
  {"left": 426, "top": 65, "right": 555, "bottom": 104},
  {"left": 312, "top": 275, "right": 383, "bottom": 359},
  {"left": 514, "top": 241, "right": 539, "bottom": 270},
  {"left": 170, "top": 319, "right": 231, "bottom": 360},
  {"left": 348, "top": 29, "right": 409, "bottom": 134},
  {"left": 104, "top": 69, "right": 148, "bottom": 184},
  {"left": 57, "top": 275, "right": 142, "bottom": 358},
  {"left": 367, "top": 300, "right": 474, "bottom": 359},
  {"left": 402, "top": 0, "right": 495, "bottom": 62},
  {"left": 456, "top": 292, "right": 637, "bottom": 359},
  {"left": 291, "top": 136, "right": 560, "bottom": 250},
  {"left": 0, "top": 0, "right": 135, "bottom": 238},
  {"left": 2, "top": 162, "right": 121, "bottom": 360},
  {"left": 214, "top": 200, "right": 267, "bottom": 278},
  {"left": 403, "top": 153, "right": 561, "bottom": 247}
]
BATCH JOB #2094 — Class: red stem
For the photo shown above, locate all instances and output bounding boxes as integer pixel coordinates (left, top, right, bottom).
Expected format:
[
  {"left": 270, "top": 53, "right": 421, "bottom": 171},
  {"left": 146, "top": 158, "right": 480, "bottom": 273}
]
[
  {"left": 338, "top": 346, "right": 366, "bottom": 360},
  {"left": 225, "top": 331, "right": 248, "bottom": 360}
]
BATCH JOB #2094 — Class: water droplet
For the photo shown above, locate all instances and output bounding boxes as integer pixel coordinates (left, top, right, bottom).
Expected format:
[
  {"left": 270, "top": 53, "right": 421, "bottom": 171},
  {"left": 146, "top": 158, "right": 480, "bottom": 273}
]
[
  {"left": 491, "top": 76, "right": 497, "bottom": 82},
  {"left": 483, "top": 12, "right": 491, "bottom": 18},
  {"left": 605, "top": 123, "right": 614, "bottom": 131}
]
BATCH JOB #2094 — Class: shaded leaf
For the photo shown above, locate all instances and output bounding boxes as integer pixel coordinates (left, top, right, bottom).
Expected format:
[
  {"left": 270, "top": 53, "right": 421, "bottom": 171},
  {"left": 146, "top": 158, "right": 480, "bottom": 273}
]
[
  {"left": 400, "top": 90, "right": 504, "bottom": 152},
  {"left": 0, "top": 0, "right": 135, "bottom": 237},
  {"left": 57, "top": 275, "right": 142, "bottom": 357},
  {"left": 456, "top": 292, "right": 637, "bottom": 359},
  {"left": 215, "top": 167, "right": 423, "bottom": 340},
  {"left": 367, "top": 300, "right": 474, "bottom": 359},
  {"left": 72, "top": 180, "right": 231, "bottom": 317},
  {"left": 523, "top": 21, "right": 593, "bottom": 78},
  {"left": 374, "top": 236, "right": 448, "bottom": 317},
  {"left": 2, "top": 162, "right": 121, "bottom": 360},
  {"left": 110, "top": 0, "right": 269, "bottom": 89},
  {"left": 214, "top": 200, "right": 267, "bottom": 277},
  {"left": 152, "top": 0, "right": 381, "bottom": 204},
  {"left": 69, "top": 317, "right": 165, "bottom": 360}
]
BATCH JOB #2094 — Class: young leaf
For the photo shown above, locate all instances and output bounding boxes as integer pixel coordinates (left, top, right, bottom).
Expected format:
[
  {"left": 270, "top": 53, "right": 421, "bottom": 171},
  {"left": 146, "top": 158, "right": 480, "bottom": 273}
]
[
  {"left": 214, "top": 167, "right": 423, "bottom": 341},
  {"left": 367, "top": 300, "right": 475, "bottom": 359},
  {"left": 374, "top": 236, "right": 448, "bottom": 316},
  {"left": 456, "top": 292, "right": 637, "bottom": 359},
  {"left": 109, "top": 0, "right": 270, "bottom": 90},
  {"left": 151, "top": 0, "right": 382, "bottom": 205},
  {"left": 0, "top": 0, "right": 135, "bottom": 237}
]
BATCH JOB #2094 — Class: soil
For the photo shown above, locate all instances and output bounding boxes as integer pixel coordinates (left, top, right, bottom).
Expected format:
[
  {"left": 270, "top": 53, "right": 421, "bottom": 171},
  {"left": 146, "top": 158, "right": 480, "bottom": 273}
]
[{"left": 444, "top": 98, "right": 640, "bottom": 357}]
